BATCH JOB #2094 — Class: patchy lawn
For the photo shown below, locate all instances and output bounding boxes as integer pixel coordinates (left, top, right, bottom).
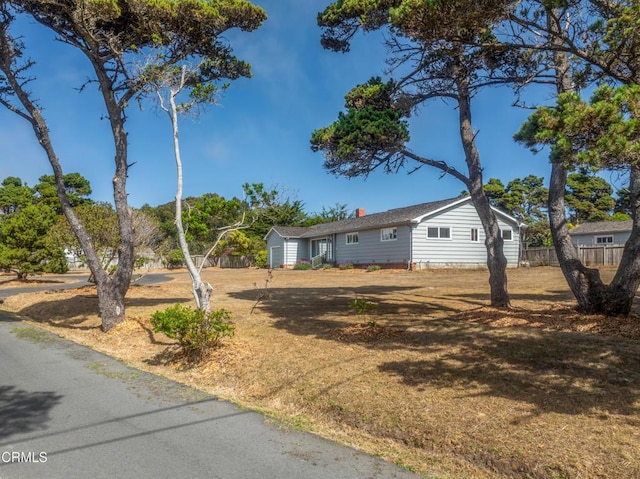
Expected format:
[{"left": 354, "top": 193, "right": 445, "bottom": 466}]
[{"left": 2, "top": 267, "right": 639, "bottom": 478}]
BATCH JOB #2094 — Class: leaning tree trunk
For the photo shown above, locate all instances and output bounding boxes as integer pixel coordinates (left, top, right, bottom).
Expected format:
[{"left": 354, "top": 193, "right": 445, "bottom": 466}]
[
  {"left": 10, "top": 84, "right": 129, "bottom": 331},
  {"left": 548, "top": 158, "right": 607, "bottom": 313},
  {"left": 0, "top": 8, "right": 135, "bottom": 332},
  {"left": 545, "top": 8, "right": 640, "bottom": 315},
  {"left": 603, "top": 166, "right": 640, "bottom": 314},
  {"left": 456, "top": 63, "right": 510, "bottom": 308},
  {"left": 548, "top": 160, "right": 640, "bottom": 316},
  {"left": 545, "top": 9, "right": 612, "bottom": 314},
  {"left": 88, "top": 51, "right": 135, "bottom": 331},
  {"left": 165, "top": 71, "right": 213, "bottom": 313}
]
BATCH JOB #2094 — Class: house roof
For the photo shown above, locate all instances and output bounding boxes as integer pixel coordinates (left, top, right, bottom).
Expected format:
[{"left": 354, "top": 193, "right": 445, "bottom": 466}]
[
  {"left": 266, "top": 195, "right": 518, "bottom": 240},
  {"left": 269, "top": 226, "right": 310, "bottom": 238},
  {"left": 299, "top": 196, "right": 468, "bottom": 237},
  {"left": 569, "top": 220, "right": 633, "bottom": 236}
]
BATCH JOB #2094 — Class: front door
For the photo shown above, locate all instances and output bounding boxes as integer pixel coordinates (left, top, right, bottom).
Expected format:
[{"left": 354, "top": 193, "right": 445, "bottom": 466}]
[
  {"left": 311, "top": 237, "right": 333, "bottom": 261},
  {"left": 311, "top": 238, "right": 326, "bottom": 257}
]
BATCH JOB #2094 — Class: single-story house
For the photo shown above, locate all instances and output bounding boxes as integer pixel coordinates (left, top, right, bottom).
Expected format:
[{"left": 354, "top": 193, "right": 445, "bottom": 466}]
[
  {"left": 568, "top": 220, "right": 632, "bottom": 246},
  {"left": 264, "top": 196, "right": 521, "bottom": 269}
]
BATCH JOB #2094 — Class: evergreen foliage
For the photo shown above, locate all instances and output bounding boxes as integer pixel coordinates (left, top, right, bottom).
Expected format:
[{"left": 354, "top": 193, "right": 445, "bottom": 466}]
[{"left": 151, "top": 304, "right": 235, "bottom": 360}]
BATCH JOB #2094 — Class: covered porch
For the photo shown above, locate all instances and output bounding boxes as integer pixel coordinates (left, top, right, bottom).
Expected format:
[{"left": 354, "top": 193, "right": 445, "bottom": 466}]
[{"left": 309, "top": 235, "right": 335, "bottom": 268}]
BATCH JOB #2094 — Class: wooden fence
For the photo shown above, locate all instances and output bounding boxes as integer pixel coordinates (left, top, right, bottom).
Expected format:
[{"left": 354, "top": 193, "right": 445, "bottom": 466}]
[
  {"left": 522, "top": 244, "right": 625, "bottom": 267},
  {"left": 69, "top": 254, "right": 255, "bottom": 271},
  {"left": 191, "top": 254, "right": 255, "bottom": 269}
]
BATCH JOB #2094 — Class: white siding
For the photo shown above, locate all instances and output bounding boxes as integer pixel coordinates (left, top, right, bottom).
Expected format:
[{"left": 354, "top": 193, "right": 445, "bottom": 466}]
[
  {"left": 269, "top": 246, "right": 283, "bottom": 269},
  {"left": 335, "top": 226, "right": 411, "bottom": 265},
  {"left": 411, "top": 202, "right": 520, "bottom": 267},
  {"left": 266, "top": 233, "right": 308, "bottom": 267},
  {"left": 571, "top": 232, "right": 631, "bottom": 246},
  {"left": 283, "top": 238, "right": 306, "bottom": 266}
]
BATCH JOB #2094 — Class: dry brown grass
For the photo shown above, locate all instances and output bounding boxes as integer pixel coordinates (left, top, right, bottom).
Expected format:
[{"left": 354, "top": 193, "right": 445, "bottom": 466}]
[{"left": 2, "top": 266, "right": 640, "bottom": 478}]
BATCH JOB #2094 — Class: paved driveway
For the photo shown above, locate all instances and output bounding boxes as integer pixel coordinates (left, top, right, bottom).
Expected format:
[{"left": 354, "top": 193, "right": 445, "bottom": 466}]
[
  {"left": 0, "top": 314, "right": 419, "bottom": 479},
  {"left": 0, "top": 273, "right": 173, "bottom": 300}
]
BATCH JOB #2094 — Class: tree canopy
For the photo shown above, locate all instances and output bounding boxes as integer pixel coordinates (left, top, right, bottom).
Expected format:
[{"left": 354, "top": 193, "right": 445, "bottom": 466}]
[
  {"left": 0, "top": 176, "right": 32, "bottom": 215},
  {"left": 0, "top": 0, "right": 266, "bottom": 330},
  {"left": 310, "top": 77, "right": 413, "bottom": 179},
  {"left": 514, "top": 85, "right": 640, "bottom": 171},
  {"left": 0, "top": 174, "right": 92, "bottom": 278},
  {"left": 313, "top": 0, "right": 541, "bottom": 308}
]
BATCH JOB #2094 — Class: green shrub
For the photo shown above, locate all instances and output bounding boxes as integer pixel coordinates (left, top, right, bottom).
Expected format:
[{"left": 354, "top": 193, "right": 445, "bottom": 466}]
[
  {"left": 254, "top": 250, "right": 268, "bottom": 268},
  {"left": 163, "top": 249, "right": 184, "bottom": 269},
  {"left": 293, "top": 261, "right": 313, "bottom": 270},
  {"left": 151, "top": 304, "right": 234, "bottom": 358},
  {"left": 348, "top": 298, "right": 379, "bottom": 327},
  {"left": 348, "top": 298, "right": 379, "bottom": 315},
  {"left": 339, "top": 262, "right": 354, "bottom": 270},
  {"left": 366, "top": 264, "right": 381, "bottom": 272}
]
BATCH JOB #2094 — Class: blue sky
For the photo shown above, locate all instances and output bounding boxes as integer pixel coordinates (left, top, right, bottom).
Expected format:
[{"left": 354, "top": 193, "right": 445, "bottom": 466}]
[{"left": 1, "top": 1, "right": 564, "bottom": 216}]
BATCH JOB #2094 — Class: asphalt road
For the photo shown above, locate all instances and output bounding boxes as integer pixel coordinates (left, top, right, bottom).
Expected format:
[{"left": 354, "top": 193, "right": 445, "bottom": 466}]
[
  {"left": 0, "top": 313, "right": 420, "bottom": 479},
  {"left": 0, "top": 273, "right": 173, "bottom": 300}
]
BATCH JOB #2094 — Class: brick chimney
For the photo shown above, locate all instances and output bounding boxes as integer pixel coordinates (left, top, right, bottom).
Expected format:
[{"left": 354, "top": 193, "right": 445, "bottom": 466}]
[{"left": 355, "top": 208, "right": 366, "bottom": 218}]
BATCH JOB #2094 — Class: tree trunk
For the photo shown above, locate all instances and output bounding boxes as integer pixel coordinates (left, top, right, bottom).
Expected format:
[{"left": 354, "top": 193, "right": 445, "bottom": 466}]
[
  {"left": 87, "top": 46, "right": 135, "bottom": 330},
  {"left": 548, "top": 158, "right": 607, "bottom": 312},
  {"left": 165, "top": 71, "right": 213, "bottom": 313},
  {"left": 543, "top": 8, "right": 640, "bottom": 315},
  {"left": 194, "top": 280, "right": 214, "bottom": 313},
  {"left": 604, "top": 166, "right": 640, "bottom": 314},
  {"left": 545, "top": 9, "right": 614, "bottom": 314},
  {"left": 456, "top": 59, "right": 510, "bottom": 308},
  {"left": 0, "top": 11, "right": 135, "bottom": 331},
  {"left": 11, "top": 89, "right": 130, "bottom": 331},
  {"left": 96, "top": 279, "right": 126, "bottom": 332},
  {"left": 548, "top": 164, "right": 640, "bottom": 316},
  {"left": 548, "top": 160, "right": 640, "bottom": 316}
]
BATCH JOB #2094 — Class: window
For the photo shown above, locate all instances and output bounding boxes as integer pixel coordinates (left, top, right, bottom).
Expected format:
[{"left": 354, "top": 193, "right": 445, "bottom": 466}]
[
  {"left": 380, "top": 227, "right": 397, "bottom": 241},
  {"left": 595, "top": 235, "right": 613, "bottom": 244},
  {"left": 470, "top": 228, "right": 479, "bottom": 242},
  {"left": 427, "top": 226, "right": 451, "bottom": 239},
  {"left": 501, "top": 228, "right": 513, "bottom": 241},
  {"left": 346, "top": 233, "right": 359, "bottom": 245}
]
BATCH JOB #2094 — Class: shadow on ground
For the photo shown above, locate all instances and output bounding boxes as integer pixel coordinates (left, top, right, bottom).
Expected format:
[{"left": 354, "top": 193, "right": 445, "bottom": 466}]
[
  {"left": 378, "top": 322, "right": 640, "bottom": 417},
  {"left": 14, "top": 295, "right": 190, "bottom": 331},
  {"left": 230, "top": 284, "right": 459, "bottom": 322},
  {"left": 0, "top": 385, "right": 63, "bottom": 440},
  {"left": 232, "top": 283, "right": 640, "bottom": 417}
]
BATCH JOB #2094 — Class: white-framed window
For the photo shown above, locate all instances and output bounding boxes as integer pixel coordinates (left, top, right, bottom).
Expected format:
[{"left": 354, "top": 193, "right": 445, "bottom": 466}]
[
  {"left": 427, "top": 226, "right": 451, "bottom": 239},
  {"left": 470, "top": 228, "right": 479, "bottom": 242},
  {"left": 346, "top": 232, "right": 359, "bottom": 245},
  {"left": 595, "top": 235, "right": 613, "bottom": 244},
  {"left": 501, "top": 228, "right": 513, "bottom": 241},
  {"left": 380, "top": 227, "right": 397, "bottom": 241}
]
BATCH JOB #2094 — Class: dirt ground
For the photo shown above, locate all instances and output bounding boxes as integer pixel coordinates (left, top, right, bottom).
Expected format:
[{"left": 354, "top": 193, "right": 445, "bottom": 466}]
[{"left": 2, "top": 266, "right": 640, "bottom": 478}]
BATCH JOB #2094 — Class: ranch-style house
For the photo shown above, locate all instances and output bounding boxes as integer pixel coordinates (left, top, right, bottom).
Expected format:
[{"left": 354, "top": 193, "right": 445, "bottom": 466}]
[{"left": 264, "top": 196, "right": 521, "bottom": 270}]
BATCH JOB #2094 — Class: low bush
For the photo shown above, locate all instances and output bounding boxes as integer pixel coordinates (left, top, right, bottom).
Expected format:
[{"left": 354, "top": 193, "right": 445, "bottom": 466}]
[
  {"left": 366, "top": 265, "right": 381, "bottom": 272},
  {"left": 293, "top": 261, "right": 313, "bottom": 270},
  {"left": 348, "top": 298, "right": 379, "bottom": 326},
  {"left": 348, "top": 298, "right": 379, "bottom": 315},
  {"left": 151, "top": 304, "right": 234, "bottom": 359},
  {"left": 163, "top": 250, "right": 184, "bottom": 269},
  {"left": 254, "top": 250, "right": 268, "bottom": 268},
  {"left": 339, "top": 262, "right": 354, "bottom": 270}
]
